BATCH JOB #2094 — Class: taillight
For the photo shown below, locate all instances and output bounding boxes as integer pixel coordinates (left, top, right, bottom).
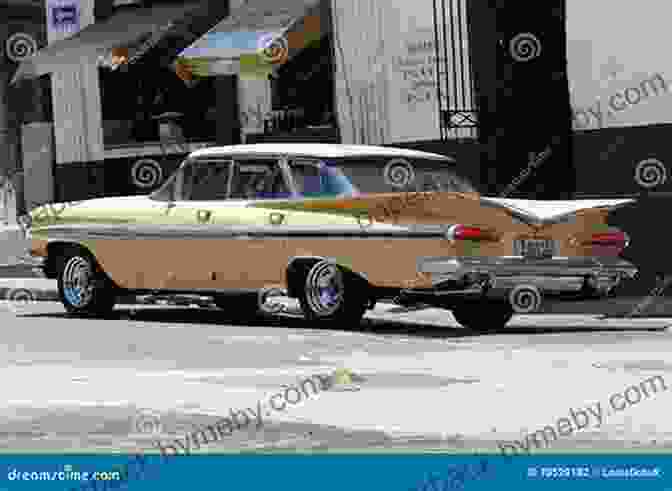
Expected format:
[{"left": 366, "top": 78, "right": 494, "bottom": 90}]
[
  {"left": 445, "top": 224, "right": 500, "bottom": 242},
  {"left": 580, "top": 231, "right": 630, "bottom": 255}
]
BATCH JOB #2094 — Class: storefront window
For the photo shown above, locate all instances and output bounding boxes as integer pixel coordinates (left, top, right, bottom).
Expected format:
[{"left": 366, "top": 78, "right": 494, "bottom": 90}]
[
  {"left": 269, "top": 35, "right": 336, "bottom": 133},
  {"left": 99, "top": 66, "right": 216, "bottom": 146}
]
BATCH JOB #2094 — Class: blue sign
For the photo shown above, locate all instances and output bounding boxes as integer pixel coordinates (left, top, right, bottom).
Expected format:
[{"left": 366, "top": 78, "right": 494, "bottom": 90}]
[{"left": 50, "top": 4, "right": 79, "bottom": 30}]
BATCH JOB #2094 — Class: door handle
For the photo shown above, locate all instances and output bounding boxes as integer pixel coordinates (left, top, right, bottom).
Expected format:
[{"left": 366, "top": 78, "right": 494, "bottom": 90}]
[
  {"left": 196, "top": 209, "right": 212, "bottom": 224},
  {"left": 269, "top": 212, "right": 285, "bottom": 225},
  {"left": 163, "top": 202, "right": 176, "bottom": 215}
]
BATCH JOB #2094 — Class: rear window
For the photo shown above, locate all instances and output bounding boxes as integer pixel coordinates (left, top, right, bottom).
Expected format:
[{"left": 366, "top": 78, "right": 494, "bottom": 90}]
[{"left": 326, "top": 157, "right": 474, "bottom": 194}]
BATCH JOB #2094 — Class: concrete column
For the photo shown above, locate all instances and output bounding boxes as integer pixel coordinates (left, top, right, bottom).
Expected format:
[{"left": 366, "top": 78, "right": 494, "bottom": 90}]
[
  {"left": 51, "top": 56, "right": 104, "bottom": 165},
  {"left": 48, "top": 0, "right": 104, "bottom": 166},
  {"left": 215, "top": 75, "right": 241, "bottom": 145},
  {"left": 238, "top": 77, "right": 272, "bottom": 142},
  {"left": 0, "top": 71, "right": 11, "bottom": 175}
]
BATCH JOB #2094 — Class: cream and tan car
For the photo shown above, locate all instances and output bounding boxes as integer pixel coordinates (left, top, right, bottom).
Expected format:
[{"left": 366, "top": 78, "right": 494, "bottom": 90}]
[{"left": 24, "top": 143, "right": 638, "bottom": 331}]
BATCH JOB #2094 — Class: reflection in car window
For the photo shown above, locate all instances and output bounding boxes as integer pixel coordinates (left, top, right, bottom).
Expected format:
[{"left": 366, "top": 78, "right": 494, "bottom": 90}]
[
  {"left": 290, "top": 160, "right": 359, "bottom": 198},
  {"left": 151, "top": 159, "right": 188, "bottom": 201},
  {"left": 420, "top": 171, "right": 475, "bottom": 193},
  {"left": 291, "top": 163, "right": 321, "bottom": 196},
  {"left": 182, "top": 160, "right": 232, "bottom": 200},
  {"left": 229, "top": 160, "right": 290, "bottom": 199}
]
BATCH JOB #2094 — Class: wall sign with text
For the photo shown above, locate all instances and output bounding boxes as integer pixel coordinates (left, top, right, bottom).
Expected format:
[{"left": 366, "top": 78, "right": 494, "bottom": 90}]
[
  {"left": 47, "top": 0, "right": 81, "bottom": 36},
  {"left": 393, "top": 30, "right": 446, "bottom": 110}
]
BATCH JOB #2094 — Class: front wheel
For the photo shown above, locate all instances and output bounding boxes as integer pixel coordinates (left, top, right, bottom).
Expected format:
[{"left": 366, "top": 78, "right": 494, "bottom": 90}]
[
  {"left": 451, "top": 299, "right": 514, "bottom": 333},
  {"left": 297, "top": 261, "right": 367, "bottom": 325},
  {"left": 57, "top": 250, "right": 117, "bottom": 316}
]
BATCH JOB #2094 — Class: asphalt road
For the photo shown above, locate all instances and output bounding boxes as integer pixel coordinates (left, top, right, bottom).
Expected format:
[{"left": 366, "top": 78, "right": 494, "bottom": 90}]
[{"left": 0, "top": 301, "right": 671, "bottom": 454}]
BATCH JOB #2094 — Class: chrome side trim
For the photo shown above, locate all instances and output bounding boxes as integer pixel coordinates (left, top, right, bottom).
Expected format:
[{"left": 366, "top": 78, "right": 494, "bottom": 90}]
[
  {"left": 33, "top": 223, "right": 447, "bottom": 241},
  {"left": 490, "top": 276, "right": 585, "bottom": 292}
]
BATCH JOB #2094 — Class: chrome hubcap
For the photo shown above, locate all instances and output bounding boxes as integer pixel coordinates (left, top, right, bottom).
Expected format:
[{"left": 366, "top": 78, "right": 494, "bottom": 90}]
[
  {"left": 305, "top": 261, "right": 344, "bottom": 316},
  {"left": 62, "top": 256, "right": 95, "bottom": 307}
]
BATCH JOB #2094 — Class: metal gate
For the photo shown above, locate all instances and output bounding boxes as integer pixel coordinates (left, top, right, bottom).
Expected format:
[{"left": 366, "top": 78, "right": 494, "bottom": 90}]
[{"left": 432, "top": 0, "right": 478, "bottom": 139}]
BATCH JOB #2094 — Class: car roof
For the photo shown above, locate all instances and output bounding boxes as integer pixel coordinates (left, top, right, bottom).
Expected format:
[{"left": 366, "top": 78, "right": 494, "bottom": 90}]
[{"left": 189, "top": 143, "right": 455, "bottom": 161}]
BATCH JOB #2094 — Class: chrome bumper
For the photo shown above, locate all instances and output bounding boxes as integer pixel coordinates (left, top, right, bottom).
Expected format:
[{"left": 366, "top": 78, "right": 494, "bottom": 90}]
[{"left": 417, "top": 255, "right": 638, "bottom": 294}]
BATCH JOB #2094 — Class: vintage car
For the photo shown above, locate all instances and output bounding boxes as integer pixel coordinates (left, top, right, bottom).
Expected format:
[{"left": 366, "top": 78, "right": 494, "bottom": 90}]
[{"left": 24, "top": 143, "right": 638, "bottom": 331}]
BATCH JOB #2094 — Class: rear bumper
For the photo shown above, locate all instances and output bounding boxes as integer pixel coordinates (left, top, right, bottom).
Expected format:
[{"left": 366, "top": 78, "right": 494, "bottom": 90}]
[{"left": 416, "top": 255, "right": 638, "bottom": 294}]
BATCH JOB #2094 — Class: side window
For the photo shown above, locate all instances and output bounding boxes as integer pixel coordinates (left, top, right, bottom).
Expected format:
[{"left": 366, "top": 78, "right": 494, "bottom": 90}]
[
  {"left": 151, "top": 159, "right": 188, "bottom": 201},
  {"left": 289, "top": 159, "right": 359, "bottom": 197},
  {"left": 290, "top": 160, "right": 322, "bottom": 196},
  {"left": 181, "top": 160, "right": 232, "bottom": 201},
  {"left": 421, "top": 171, "right": 475, "bottom": 192},
  {"left": 229, "top": 159, "right": 290, "bottom": 199}
]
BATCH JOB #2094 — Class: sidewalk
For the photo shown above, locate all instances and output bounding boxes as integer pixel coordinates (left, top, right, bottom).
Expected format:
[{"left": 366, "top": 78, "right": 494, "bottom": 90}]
[{"left": 0, "top": 224, "right": 27, "bottom": 267}]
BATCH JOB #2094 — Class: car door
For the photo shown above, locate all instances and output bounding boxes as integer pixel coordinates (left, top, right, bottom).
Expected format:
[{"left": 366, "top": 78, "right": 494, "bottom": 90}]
[
  {"left": 165, "top": 158, "right": 233, "bottom": 225},
  {"left": 164, "top": 157, "right": 293, "bottom": 289},
  {"left": 213, "top": 157, "right": 295, "bottom": 288},
  {"left": 95, "top": 159, "right": 231, "bottom": 290},
  {"left": 142, "top": 158, "right": 233, "bottom": 289}
]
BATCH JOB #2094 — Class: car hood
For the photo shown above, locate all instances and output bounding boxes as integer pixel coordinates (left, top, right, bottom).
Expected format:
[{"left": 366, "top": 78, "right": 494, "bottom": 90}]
[{"left": 29, "top": 195, "right": 151, "bottom": 225}]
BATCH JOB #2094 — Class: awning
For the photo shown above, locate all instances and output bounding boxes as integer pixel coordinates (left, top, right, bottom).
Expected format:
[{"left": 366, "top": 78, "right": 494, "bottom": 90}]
[
  {"left": 11, "top": 2, "right": 204, "bottom": 84},
  {"left": 176, "top": 0, "right": 327, "bottom": 79}
]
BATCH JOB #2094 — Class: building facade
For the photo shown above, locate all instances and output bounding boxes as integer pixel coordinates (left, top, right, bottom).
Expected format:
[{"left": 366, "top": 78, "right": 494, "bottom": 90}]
[{"left": 4, "top": 0, "right": 672, "bottom": 208}]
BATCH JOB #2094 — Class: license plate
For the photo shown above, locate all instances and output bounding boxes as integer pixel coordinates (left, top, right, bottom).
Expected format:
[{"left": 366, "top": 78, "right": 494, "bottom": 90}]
[{"left": 514, "top": 238, "right": 557, "bottom": 259}]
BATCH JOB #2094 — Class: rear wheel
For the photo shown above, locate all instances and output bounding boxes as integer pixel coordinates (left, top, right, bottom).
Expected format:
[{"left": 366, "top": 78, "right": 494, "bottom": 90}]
[
  {"left": 297, "top": 260, "right": 367, "bottom": 325},
  {"left": 56, "top": 249, "right": 117, "bottom": 317},
  {"left": 451, "top": 299, "right": 514, "bottom": 333}
]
